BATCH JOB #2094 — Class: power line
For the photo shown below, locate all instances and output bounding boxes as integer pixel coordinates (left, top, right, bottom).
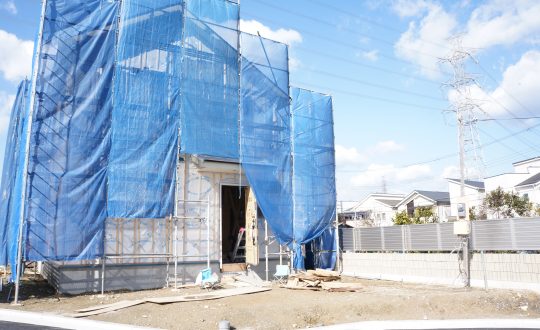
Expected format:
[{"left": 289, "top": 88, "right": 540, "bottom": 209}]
[
  {"left": 309, "top": 0, "right": 454, "bottom": 53},
  {"left": 251, "top": 0, "right": 452, "bottom": 75},
  {"left": 294, "top": 80, "right": 444, "bottom": 112},
  {"left": 478, "top": 117, "right": 540, "bottom": 121},
  {"left": 242, "top": 10, "right": 449, "bottom": 77},
  {"left": 336, "top": 121, "right": 540, "bottom": 174},
  {"left": 299, "top": 68, "right": 446, "bottom": 102},
  {"left": 293, "top": 45, "right": 441, "bottom": 86}
]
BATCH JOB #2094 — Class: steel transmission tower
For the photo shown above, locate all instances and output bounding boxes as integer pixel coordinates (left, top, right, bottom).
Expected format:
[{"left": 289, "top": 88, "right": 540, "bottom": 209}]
[{"left": 440, "top": 36, "right": 486, "bottom": 199}]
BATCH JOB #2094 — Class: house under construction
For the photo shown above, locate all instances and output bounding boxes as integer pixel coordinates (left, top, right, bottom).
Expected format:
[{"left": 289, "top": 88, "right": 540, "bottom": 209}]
[{"left": 0, "top": 0, "right": 337, "bottom": 296}]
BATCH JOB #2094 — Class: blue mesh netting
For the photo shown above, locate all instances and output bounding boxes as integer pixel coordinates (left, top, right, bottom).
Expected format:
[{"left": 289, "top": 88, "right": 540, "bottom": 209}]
[
  {"left": 0, "top": 80, "right": 29, "bottom": 268},
  {"left": 239, "top": 32, "right": 293, "bottom": 246},
  {"left": 180, "top": 0, "right": 239, "bottom": 159},
  {"left": 291, "top": 87, "right": 336, "bottom": 267},
  {"left": 24, "top": 0, "right": 119, "bottom": 261},
  {"left": 107, "top": 0, "right": 182, "bottom": 218}
]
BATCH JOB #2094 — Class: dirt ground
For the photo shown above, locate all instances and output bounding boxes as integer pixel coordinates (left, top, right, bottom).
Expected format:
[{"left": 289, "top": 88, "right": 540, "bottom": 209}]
[{"left": 2, "top": 275, "right": 540, "bottom": 329}]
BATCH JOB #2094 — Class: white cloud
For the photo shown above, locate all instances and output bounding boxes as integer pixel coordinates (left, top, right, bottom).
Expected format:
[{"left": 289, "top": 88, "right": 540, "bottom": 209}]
[
  {"left": 394, "top": 1, "right": 540, "bottom": 80},
  {"left": 350, "top": 163, "right": 432, "bottom": 187},
  {"left": 372, "top": 140, "right": 404, "bottom": 153},
  {"left": 0, "top": 29, "right": 33, "bottom": 82},
  {"left": 358, "top": 50, "right": 379, "bottom": 62},
  {"left": 394, "top": 3, "right": 456, "bottom": 79},
  {"left": 288, "top": 57, "right": 301, "bottom": 71},
  {"left": 392, "top": 0, "right": 433, "bottom": 18},
  {"left": 335, "top": 144, "right": 366, "bottom": 167},
  {"left": 449, "top": 51, "right": 540, "bottom": 118},
  {"left": 239, "top": 19, "right": 302, "bottom": 46},
  {"left": 441, "top": 165, "right": 460, "bottom": 179},
  {"left": 1, "top": 0, "right": 16, "bottom": 15},
  {"left": 463, "top": 1, "right": 540, "bottom": 49},
  {"left": 336, "top": 140, "right": 405, "bottom": 168},
  {"left": 0, "top": 91, "right": 15, "bottom": 135},
  {"left": 396, "top": 164, "right": 431, "bottom": 181}
]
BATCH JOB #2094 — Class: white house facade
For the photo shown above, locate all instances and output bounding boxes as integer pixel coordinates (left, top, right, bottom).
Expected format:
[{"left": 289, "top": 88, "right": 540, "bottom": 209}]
[
  {"left": 396, "top": 190, "right": 451, "bottom": 222},
  {"left": 484, "top": 157, "right": 540, "bottom": 218},
  {"left": 342, "top": 193, "right": 404, "bottom": 227}
]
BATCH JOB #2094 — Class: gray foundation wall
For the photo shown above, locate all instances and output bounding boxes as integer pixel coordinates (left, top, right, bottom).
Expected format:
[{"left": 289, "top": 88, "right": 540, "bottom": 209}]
[{"left": 43, "top": 258, "right": 281, "bottom": 295}]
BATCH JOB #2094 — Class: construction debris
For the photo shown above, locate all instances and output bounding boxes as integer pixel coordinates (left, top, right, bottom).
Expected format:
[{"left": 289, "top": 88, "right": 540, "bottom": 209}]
[
  {"left": 283, "top": 269, "right": 363, "bottom": 292},
  {"left": 69, "top": 287, "right": 271, "bottom": 318}
]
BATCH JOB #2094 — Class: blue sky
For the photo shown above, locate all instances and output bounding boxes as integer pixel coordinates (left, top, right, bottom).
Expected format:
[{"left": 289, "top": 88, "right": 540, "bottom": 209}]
[{"left": 1, "top": 0, "right": 539, "bottom": 203}]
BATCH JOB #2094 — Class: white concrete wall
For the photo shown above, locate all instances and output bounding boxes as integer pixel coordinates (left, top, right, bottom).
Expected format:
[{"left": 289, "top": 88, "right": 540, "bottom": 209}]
[{"left": 343, "top": 252, "right": 540, "bottom": 292}]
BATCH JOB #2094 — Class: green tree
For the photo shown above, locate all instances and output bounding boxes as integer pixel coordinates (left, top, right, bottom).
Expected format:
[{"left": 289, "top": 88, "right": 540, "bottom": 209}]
[
  {"left": 507, "top": 192, "right": 532, "bottom": 217},
  {"left": 413, "top": 206, "right": 438, "bottom": 224},
  {"left": 484, "top": 187, "right": 507, "bottom": 219},
  {"left": 393, "top": 211, "right": 413, "bottom": 225},
  {"left": 483, "top": 187, "right": 532, "bottom": 218},
  {"left": 469, "top": 206, "right": 477, "bottom": 221}
]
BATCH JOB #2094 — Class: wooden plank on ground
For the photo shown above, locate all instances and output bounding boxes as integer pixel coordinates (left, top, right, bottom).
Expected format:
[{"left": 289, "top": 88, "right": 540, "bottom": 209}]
[{"left": 70, "top": 287, "right": 271, "bottom": 318}]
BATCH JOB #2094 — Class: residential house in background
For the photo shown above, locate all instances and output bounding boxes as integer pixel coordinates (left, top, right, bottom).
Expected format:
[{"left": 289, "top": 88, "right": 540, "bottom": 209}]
[
  {"left": 341, "top": 193, "right": 404, "bottom": 227},
  {"left": 395, "top": 190, "right": 451, "bottom": 222},
  {"left": 484, "top": 156, "right": 540, "bottom": 218},
  {"left": 514, "top": 172, "right": 540, "bottom": 206},
  {"left": 484, "top": 157, "right": 540, "bottom": 195},
  {"left": 447, "top": 179, "right": 485, "bottom": 220}
]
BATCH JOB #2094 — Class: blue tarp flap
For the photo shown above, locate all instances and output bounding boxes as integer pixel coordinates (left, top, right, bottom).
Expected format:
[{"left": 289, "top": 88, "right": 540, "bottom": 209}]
[
  {"left": 107, "top": 0, "right": 182, "bottom": 218},
  {"left": 291, "top": 87, "right": 336, "bottom": 269},
  {"left": 313, "top": 226, "right": 337, "bottom": 270},
  {"left": 239, "top": 32, "right": 293, "bottom": 246},
  {"left": 0, "top": 80, "right": 29, "bottom": 270},
  {"left": 180, "top": 0, "right": 240, "bottom": 159},
  {"left": 24, "top": 0, "right": 119, "bottom": 261}
]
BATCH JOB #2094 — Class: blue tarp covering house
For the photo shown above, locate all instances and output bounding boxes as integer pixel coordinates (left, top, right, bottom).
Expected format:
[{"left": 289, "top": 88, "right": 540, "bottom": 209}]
[{"left": 0, "top": 0, "right": 336, "bottom": 281}]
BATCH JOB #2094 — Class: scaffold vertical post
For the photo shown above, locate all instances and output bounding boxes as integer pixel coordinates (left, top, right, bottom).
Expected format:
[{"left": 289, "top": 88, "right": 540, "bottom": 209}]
[
  {"left": 100, "top": 256, "right": 106, "bottom": 296},
  {"left": 174, "top": 218, "right": 178, "bottom": 290},
  {"left": 207, "top": 196, "right": 210, "bottom": 269},
  {"left": 13, "top": 0, "right": 47, "bottom": 306},
  {"left": 265, "top": 220, "right": 269, "bottom": 281}
]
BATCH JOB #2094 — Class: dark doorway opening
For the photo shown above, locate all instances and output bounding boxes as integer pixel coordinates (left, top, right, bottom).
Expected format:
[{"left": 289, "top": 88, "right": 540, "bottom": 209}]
[{"left": 221, "top": 185, "right": 247, "bottom": 264}]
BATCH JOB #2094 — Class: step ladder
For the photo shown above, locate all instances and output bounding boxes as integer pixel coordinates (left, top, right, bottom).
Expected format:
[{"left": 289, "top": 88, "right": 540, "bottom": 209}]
[{"left": 231, "top": 227, "right": 245, "bottom": 262}]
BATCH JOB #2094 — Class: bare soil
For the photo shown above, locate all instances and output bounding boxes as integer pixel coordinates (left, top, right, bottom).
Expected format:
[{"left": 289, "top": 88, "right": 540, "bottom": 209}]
[{"left": 2, "top": 275, "right": 540, "bottom": 329}]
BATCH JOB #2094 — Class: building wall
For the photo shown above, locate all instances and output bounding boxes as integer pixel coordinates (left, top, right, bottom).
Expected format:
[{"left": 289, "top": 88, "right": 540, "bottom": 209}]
[
  {"left": 448, "top": 182, "right": 485, "bottom": 218},
  {"left": 485, "top": 173, "right": 530, "bottom": 193},
  {"left": 396, "top": 196, "right": 449, "bottom": 222},
  {"left": 352, "top": 198, "right": 397, "bottom": 227},
  {"left": 515, "top": 185, "right": 540, "bottom": 207},
  {"left": 42, "top": 159, "right": 285, "bottom": 294},
  {"left": 513, "top": 159, "right": 540, "bottom": 174},
  {"left": 343, "top": 252, "right": 540, "bottom": 292}
]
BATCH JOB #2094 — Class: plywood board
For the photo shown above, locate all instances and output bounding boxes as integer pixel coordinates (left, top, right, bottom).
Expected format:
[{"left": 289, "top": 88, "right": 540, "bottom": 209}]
[
  {"left": 71, "top": 287, "right": 271, "bottom": 318},
  {"left": 244, "top": 188, "right": 259, "bottom": 266}
]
